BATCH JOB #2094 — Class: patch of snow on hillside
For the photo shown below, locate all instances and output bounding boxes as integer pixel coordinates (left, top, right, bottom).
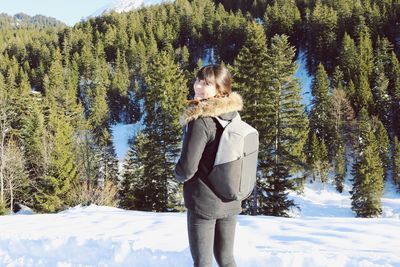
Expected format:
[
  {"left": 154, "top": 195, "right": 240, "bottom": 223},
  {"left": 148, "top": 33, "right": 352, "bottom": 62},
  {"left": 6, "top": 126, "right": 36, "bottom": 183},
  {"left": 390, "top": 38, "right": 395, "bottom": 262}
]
[
  {"left": 91, "top": 0, "right": 171, "bottom": 17},
  {"left": 110, "top": 122, "right": 143, "bottom": 161},
  {"left": 295, "top": 49, "right": 313, "bottom": 109}
]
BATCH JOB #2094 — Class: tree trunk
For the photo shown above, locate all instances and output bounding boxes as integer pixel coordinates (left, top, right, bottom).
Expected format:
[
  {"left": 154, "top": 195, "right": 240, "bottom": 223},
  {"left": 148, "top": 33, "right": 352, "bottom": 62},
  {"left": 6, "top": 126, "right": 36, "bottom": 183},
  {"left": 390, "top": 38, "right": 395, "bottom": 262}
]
[
  {"left": 9, "top": 179, "right": 13, "bottom": 212},
  {"left": 0, "top": 124, "right": 6, "bottom": 204},
  {"left": 252, "top": 99, "right": 258, "bottom": 215}
]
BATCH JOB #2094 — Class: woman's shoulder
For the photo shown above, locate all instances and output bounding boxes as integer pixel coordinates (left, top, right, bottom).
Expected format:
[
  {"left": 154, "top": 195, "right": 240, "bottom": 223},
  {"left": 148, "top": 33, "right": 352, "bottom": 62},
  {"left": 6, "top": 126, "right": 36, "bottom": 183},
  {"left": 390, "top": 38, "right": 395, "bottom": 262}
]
[
  {"left": 189, "top": 116, "right": 211, "bottom": 126},
  {"left": 187, "top": 117, "right": 216, "bottom": 133}
]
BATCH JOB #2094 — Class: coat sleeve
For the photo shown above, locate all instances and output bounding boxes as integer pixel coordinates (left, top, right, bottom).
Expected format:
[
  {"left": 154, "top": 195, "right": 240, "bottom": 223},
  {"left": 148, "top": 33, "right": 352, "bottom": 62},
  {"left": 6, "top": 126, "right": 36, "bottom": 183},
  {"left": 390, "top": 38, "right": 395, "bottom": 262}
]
[{"left": 174, "top": 119, "right": 209, "bottom": 183}]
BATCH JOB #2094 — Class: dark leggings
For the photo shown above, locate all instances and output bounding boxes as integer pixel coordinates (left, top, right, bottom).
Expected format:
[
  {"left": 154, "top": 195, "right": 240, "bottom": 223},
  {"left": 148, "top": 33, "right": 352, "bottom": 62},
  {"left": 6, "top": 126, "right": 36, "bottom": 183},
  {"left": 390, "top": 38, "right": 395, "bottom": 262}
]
[{"left": 187, "top": 210, "right": 237, "bottom": 267}]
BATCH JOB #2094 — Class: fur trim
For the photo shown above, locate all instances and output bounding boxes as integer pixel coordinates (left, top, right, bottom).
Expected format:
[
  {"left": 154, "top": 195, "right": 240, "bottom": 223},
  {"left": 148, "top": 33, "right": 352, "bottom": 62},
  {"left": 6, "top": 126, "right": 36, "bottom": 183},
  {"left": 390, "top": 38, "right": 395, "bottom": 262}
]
[{"left": 179, "top": 92, "right": 243, "bottom": 126}]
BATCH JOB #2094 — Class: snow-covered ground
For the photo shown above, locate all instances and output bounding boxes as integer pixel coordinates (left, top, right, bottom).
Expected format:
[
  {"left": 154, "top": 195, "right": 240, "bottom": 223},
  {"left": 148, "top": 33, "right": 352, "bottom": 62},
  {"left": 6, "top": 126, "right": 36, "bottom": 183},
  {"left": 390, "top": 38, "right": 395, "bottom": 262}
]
[
  {"left": 0, "top": 205, "right": 399, "bottom": 267},
  {"left": 1, "top": 175, "right": 399, "bottom": 267}
]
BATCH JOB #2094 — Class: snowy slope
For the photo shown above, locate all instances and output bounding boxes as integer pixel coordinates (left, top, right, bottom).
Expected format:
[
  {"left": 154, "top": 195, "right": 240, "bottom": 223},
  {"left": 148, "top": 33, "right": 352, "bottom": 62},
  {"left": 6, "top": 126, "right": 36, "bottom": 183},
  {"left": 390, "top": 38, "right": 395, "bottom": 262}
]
[
  {"left": 288, "top": 177, "right": 400, "bottom": 219},
  {"left": 294, "top": 48, "right": 313, "bottom": 108},
  {"left": 91, "top": 0, "right": 171, "bottom": 17},
  {"left": 110, "top": 122, "right": 143, "bottom": 161},
  {"left": 0, "top": 204, "right": 399, "bottom": 267},
  {"left": 287, "top": 147, "right": 400, "bottom": 219}
]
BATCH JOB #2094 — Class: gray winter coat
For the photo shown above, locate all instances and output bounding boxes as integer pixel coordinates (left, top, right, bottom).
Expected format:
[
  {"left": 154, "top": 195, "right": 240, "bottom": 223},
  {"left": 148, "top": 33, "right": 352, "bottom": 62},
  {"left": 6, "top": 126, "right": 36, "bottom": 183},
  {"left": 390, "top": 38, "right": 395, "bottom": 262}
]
[{"left": 174, "top": 92, "right": 244, "bottom": 219}]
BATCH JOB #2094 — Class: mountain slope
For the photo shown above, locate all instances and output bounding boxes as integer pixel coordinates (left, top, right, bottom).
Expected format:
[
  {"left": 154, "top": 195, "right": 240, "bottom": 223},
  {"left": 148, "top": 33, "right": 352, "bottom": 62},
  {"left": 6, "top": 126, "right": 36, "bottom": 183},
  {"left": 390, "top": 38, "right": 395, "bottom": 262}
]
[
  {"left": 90, "top": 0, "right": 171, "bottom": 17},
  {"left": 0, "top": 12, "right": 65, "bottom": 29}
]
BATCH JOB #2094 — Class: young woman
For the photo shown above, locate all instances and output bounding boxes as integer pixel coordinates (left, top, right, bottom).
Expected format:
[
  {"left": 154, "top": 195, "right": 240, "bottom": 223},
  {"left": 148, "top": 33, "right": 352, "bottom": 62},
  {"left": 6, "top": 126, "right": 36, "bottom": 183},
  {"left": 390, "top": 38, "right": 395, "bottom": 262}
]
[{"left": 174, "top": 64, "right": 243, "bottom": 267}]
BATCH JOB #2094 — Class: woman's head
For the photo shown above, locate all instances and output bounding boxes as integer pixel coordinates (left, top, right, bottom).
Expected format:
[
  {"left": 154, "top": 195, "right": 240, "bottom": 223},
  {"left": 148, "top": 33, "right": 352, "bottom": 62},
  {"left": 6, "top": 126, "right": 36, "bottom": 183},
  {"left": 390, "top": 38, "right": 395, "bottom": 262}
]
[{"left": 193, "top": 64, "right": 232, "bottom": 100}]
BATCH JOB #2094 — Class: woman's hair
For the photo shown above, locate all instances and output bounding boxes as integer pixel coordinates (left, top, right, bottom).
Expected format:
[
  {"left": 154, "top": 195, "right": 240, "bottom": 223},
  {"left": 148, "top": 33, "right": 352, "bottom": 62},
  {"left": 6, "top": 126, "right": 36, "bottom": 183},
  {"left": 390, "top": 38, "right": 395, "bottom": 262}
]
[{"left": 195, "top": 64, "right": 232, "bottom": 97}]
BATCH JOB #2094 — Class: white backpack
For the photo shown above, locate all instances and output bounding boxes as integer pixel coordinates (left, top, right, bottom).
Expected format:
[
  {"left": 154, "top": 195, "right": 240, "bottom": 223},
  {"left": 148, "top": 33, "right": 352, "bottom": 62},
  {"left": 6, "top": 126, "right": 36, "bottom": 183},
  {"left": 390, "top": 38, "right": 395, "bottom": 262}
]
[{"left": 208, "top": 114, "right": 259, "bottom": 201}]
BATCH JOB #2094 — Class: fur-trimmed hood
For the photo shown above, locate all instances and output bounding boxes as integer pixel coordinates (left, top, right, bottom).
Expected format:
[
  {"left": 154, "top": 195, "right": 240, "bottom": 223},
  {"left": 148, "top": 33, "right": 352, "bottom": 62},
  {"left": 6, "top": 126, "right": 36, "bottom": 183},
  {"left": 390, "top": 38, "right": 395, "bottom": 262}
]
[{"left": 179, "top": 92, "right": 243, "bottom": 126}]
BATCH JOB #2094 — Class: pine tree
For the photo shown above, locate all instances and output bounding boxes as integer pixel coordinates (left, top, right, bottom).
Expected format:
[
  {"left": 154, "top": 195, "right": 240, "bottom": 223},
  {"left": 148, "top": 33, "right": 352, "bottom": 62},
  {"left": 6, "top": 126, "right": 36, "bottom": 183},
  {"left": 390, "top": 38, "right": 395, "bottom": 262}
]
[
  {"left": 202, "top": 0, "right": 216, "bottom": 43},
  {"left": 354, "top": 73, "right": 373, "bottom": 115},
  {"left": 387, "top": 52, "right": 400, "bottom": 138},
  {"left": 338, "top": 33, "right": 358, "bottom": 84},
  {"left": 353, "top": 29, "right": 374, "bottom": 115},
  {"left": 5, "top": 57, "right": 18, "bottom": 92},
  {"left": 263, "top": 0, "right": 301, "bottom": 40},
  {"left": 131, "top": 37, "right": 148, "bottom": 75},
  {"left": 357, "top": 29, "right": 374, "bottom": 82},
  {"left": 88, "top": 60, "right": 110, "bottom": 144},
  {"left": 215, "top": 7, "right": 247, "bottom": 62},
  {"left": 110, "top": 49, "right": 130, "bottom": 122},
  {"left": 330, "top": 87, "right": 354, "bottom": 193},
  {"left": 372, "top": 117, "right": 390, "bottom": 180},
  {"left": 73, "top": 124, "right": 99, "bottom": 197},
  {"left": 46, "top": 48, "right": 65, "bottom": 107},
  {"left": 97, "top": 128, "right": 119, "bottom": 186},
  {"left": 119, "top": 132, "right": 147, "bottom": 210},
  {"left": 35, "top": 108, "right": 78, "bottom": 212},
  {"left": 334, "top": 140, "right": 346, "bottom": 193},
  {"left": 0, "top": 73, "right": 9, "bottom": 212},
  {"left": 64, "top": 57, "right": 86, "bottom": 130},
  {"left": 104, "top": 24, "right": 118, "bottom": 61},
  {"left": 144, "top": 30, "right": 159, "bottom": 63},
  {"left": 115, "top": 15, "right": 129, "bottom": 53},
  {"left": 372, "top": 37, "right": 393, "bottom": 129},
  {"left": 260, "top": 34, "right": 308, "bottom": 216},
  {"left": 332, "top": 66, "right": 344, "bottom": 91},
  {"left": 334, "top": 0, "right": 352, "bottom": 34},
  {"left": 307, "top": 132, "right": 330, "bottom": 183},
  {"left": 20, "top": 97, "right": 46, "bottom": 206},
  {"left": 230, "top": 21, "right": 270, "bottom": 215},
  {"left": 32, "top": 46, "right": 82, "bottom": 212},
  {"left": 309, "top": 0, "right": 338, "bottom": 69},
  {"left": 84, "top": 53, "right": 119, "bottom": 187},
  {"left": 371, "top": 69, "right": 390, "bottom": 127},
  {"left": 7, "top": 66, "right": 30, "bottom": 138},
  {"left": 345, "top": 80, "right": 356, "bottom": 110},
  {"left": 351, "top": 108, "right": 384, "bottom": 217},
  {"left": 309, "top": 63, "right": 334, "bottom": 159},
  {"left": 393, "top": 136, "right": 400, "bottom": 190},
  {"left": 375, "top": 37, "right": 393, "bottom": 84},
  {"left": 78, "top": 44, "right": 97, "bottom": 116},
  {"left": 388, "top": 51, "right": 400, "bottom": 98},
  {"left": 128, "top": 36, "right": 141, "bottom": 72},
  {"left": 140, "top": 49, "right": 188, "bottom": 212}
]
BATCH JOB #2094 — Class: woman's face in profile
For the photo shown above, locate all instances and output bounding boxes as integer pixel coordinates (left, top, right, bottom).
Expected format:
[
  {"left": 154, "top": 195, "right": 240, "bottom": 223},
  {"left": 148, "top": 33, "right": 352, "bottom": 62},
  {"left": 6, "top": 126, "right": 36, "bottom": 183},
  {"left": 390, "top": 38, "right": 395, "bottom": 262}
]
[{"left": 193, "top": 78, "right": 217, "bottom": 100}]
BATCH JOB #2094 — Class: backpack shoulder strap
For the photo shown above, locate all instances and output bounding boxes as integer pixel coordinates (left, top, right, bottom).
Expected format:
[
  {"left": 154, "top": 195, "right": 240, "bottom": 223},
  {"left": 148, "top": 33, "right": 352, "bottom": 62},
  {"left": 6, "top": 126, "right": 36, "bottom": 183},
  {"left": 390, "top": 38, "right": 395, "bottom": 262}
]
[
  {"left": 213, "top": 116, "right": 229, "bottom": 128},
  {"left": 213, "top": 113, "right": 241, "bottom": 128}
]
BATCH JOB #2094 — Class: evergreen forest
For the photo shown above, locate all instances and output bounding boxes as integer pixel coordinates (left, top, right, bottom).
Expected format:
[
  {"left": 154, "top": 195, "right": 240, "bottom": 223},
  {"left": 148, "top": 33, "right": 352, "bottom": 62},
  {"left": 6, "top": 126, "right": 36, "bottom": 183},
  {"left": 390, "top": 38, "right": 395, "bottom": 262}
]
[{"left": 1, "top": 0, "right": 400, "bottom": 218}]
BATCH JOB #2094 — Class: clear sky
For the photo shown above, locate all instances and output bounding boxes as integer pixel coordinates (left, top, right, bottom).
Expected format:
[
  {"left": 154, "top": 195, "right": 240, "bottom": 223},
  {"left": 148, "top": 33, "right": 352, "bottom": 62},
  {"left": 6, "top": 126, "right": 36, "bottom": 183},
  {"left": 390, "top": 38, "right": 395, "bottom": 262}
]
[{"left": 0, "top": 0, "right": 114, "bottom": 26}]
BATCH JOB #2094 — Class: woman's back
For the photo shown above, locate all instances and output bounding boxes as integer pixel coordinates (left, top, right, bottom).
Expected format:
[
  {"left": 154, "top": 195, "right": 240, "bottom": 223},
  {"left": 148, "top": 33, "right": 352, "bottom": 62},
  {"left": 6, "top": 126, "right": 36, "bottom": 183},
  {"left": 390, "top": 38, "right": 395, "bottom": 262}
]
[
  {"left": 174, "top": 93, "right": 244, "bottom": 219},
  {"left": 174, "top": 64, "right": 241, "bottom": 267}
]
